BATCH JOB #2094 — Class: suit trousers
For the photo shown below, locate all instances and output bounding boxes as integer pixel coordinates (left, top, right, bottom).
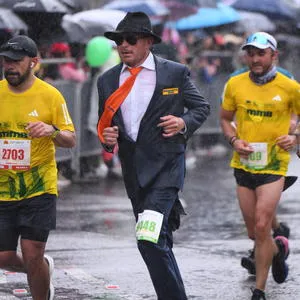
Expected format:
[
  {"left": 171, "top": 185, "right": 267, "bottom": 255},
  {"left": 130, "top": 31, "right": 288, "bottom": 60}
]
[{"left": 130, "top": 186, "right": 188, "bottom": 300}]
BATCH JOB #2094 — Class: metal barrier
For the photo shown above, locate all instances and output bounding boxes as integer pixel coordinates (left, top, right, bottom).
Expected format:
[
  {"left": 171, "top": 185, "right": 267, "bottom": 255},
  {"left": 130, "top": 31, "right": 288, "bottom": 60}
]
[{"left": 52, "top": 79, "right": 102, "bottom": 180}]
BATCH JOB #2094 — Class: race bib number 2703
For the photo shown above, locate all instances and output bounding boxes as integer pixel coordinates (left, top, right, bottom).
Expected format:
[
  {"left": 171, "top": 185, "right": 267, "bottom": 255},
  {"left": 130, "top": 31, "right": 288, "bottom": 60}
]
[{"left": 0, "top": 139, "right": 31, "bottom": 171}]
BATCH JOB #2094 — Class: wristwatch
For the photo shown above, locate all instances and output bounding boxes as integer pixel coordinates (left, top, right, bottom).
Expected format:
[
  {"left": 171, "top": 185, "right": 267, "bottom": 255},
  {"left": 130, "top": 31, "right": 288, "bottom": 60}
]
[{"left": 51, "top": 125, "right": 60, "bottom": 139}]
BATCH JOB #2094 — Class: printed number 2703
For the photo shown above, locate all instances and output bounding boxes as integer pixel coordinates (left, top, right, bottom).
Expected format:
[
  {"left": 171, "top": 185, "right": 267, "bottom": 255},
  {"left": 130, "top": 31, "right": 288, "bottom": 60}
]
[{"left": 2, "top": 149, "right": 25, "bottom": 160}]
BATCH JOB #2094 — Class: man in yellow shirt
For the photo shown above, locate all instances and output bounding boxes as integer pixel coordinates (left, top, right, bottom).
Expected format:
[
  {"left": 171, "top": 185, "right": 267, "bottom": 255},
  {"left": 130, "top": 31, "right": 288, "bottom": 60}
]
[
  {"left": 220, "top": 32, "right": 300, "bottom": 300},
  {"left": 0, "top": 35, "right": 75, "bottom": 300}
]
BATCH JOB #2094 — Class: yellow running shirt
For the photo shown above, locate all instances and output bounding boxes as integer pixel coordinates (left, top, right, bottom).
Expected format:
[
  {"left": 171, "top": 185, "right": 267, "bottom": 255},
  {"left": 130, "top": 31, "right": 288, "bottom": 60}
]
[
  {"left": 222, "top": 71, "right": 300, "bottom": 175},
  {"left": 0, "top": 77, "right": 74, "bottom": 200}
]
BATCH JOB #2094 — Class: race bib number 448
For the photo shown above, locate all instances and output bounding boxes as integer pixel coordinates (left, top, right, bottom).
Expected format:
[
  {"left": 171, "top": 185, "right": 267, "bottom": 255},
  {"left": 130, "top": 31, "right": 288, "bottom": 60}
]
[
  {"left": 136, "top": 210, "right": 164, "bottom": 244},
  {"left": 0, "top": 139, "right": 31, "bottom": 170}
]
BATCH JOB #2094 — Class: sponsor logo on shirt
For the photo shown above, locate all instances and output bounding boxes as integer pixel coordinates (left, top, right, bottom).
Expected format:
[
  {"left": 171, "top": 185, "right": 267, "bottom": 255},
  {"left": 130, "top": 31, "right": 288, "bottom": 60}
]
[
  {"left": 272, "top": 95, "right": 282, "bottom": 101},
  {"left": 28, "top": 110, "right": 38, "bottom": 117},
  {"left": 0, "top": 131, "right": 27, "bottom": 138},
  {"left": 247, "top": 109, "right": 272, "bottom": 117}
]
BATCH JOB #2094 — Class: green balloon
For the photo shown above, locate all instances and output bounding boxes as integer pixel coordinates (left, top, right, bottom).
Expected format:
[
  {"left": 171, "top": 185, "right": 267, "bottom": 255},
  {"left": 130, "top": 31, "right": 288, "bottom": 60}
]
[{"left": 85, "top": 37, "right": 112, "bottom": 67}]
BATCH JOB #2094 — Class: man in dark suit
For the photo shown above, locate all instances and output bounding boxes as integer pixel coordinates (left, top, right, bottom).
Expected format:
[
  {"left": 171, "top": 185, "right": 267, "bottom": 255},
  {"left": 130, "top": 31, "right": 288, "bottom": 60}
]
[{"left": 97, "top": 12, "right": 210, "bottom": 300}]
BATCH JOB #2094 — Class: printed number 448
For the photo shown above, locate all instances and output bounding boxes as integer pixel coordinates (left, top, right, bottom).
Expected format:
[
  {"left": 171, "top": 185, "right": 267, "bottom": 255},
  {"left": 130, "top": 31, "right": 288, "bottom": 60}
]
[{"left": 136, "top": 220, "right": 156, "bottom": 232}]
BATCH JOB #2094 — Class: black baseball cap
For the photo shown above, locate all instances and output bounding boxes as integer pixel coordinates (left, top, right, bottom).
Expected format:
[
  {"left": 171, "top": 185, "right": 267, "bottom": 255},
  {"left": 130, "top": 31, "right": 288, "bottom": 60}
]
[{"left": 0, "top": 35, "right": 38, "bottom": 60}]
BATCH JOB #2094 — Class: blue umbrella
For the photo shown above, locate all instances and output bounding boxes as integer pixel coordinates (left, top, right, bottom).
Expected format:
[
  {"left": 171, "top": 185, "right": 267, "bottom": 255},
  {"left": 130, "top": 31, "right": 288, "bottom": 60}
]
[
  {"left": 175, "top": 3, "right": 240, "bottom": 31},
  {"left": 102, "top": 0, "right": 170, "bottom": 17},
  {"left": 230, "top": 0, "right": 300, "bottom": 20}
]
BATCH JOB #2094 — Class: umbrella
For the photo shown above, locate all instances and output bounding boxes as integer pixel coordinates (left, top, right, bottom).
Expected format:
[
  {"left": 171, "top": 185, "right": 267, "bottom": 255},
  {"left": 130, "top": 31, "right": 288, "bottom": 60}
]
[
  {"left": 230, "top": 0, "right": 300, "bottom": 20},
  {"left": 58, "top": 0, "right": 82, "bottom": 12},
  {"left": 276, "top": 33, "right": 300, "bottom": 47},
  {"left": 233, "top": 10, "right": 276, "bottom": 34},
  {"left": 161, "top": 0, "right": 198, "bottom": 21},
  {"left": 177, "top": 0, "right": 217, "bottom": 6},
  {"left": 196, "top": 0, "right": 218, "bottom": 7},
  {"left": 175, "top": 3, "right": 240, "bottom": 31},
  {"left": 0, "top": 8, "right": 28, "bottom": 31},
  {"left": 61, "top": 9, "right": 126, "bottom": 43},
  {"left": 0, "top": 0, "right": 70, "bottom": 13},
  {"left": 0, "top": 0, "right": 72, "bottom": 44},
  {"left": 102, "top": 0, "right": 170, "bottom": 17}
]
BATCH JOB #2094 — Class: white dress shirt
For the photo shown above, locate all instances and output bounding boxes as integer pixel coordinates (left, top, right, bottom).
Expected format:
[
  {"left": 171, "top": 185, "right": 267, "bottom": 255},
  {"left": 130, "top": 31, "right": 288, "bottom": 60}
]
[{"left": 120, "top": 52, "right": 156, "bottom": 141}]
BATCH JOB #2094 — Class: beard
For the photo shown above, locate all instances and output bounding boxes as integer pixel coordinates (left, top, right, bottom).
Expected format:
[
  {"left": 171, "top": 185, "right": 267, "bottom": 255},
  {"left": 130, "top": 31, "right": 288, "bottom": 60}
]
[
  {"left": 249, "top": 62, "right": 273, "bottom": 77},
  {"left": 4, "top": 67, "right": 31, "bottom": 87}
]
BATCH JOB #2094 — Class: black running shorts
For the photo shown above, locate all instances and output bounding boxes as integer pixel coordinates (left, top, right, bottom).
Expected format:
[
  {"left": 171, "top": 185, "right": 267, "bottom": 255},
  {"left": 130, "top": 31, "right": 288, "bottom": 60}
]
[
  {"left": 0, "top": 193, "right": 56, "bottom": 251},
  {"left": 234, "top": 168, "right": 282, "bottom": 190}
]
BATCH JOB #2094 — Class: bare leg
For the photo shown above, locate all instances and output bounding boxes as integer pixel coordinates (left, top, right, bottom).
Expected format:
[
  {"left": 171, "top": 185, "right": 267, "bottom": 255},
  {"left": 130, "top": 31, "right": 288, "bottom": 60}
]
[
  {"left": 254, "top": 178, "right": 284, "bottom": 291},
  {"left": 237, "top": 186, "right": 256, "bottom": 240},
  {"left": 0, "top": 251, "right": 26, "bottom": 272},
  {"left": 272, "top": 216, "right": 280, "bottom": 230},
  {"left": 21, "top": 239, "right": 50, "bottom": 300},
  {"left": 238, "top": 186, "right": 257, "bottom": 275},
  {"left": 237, "top": 177, "right": 284, "bottom": 290}
]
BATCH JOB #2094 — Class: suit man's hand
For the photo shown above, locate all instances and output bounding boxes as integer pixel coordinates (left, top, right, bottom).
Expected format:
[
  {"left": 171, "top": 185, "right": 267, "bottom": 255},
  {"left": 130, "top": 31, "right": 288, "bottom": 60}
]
[
  {"left": 158, "top": 115, "right": 185, "bottom": 138},
  {"left": 103, "top": 126, "right": 119, "bottom": 146}
]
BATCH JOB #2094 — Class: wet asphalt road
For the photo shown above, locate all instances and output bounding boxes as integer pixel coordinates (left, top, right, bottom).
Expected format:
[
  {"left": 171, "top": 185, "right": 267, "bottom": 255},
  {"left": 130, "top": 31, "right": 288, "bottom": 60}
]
[{"left": 0, "top": 150, "right": 299, "bottom": 300}]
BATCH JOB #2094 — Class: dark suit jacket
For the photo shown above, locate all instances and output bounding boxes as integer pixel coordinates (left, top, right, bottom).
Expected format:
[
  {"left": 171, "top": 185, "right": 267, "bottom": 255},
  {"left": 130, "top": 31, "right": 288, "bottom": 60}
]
[{"left": 97, "top": 55, "right": 210, "bottom": 198}]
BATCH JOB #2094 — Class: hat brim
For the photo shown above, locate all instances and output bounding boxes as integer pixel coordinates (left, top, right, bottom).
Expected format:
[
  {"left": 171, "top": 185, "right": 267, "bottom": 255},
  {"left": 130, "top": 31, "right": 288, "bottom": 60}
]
[
  {"left": 241, "top": 42, "right": 275, "bottom": 50},
  {"left": 104, "top": 30, "right": 161, "bottom": 44},
  {"left": 0, "top": 50, "right": 27, "bottom": 60}
]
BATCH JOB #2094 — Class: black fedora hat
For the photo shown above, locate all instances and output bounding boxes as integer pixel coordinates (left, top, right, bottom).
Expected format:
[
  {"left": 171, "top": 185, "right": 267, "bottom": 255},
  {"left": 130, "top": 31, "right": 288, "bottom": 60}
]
[{"left": 104, "top": 11, "right": 161, "bottom": 44}]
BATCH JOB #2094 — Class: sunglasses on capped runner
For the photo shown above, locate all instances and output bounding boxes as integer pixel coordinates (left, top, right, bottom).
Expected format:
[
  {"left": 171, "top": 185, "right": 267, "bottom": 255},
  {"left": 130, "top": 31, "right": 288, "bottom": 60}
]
[
  {"left": 114, "top": 34, "right": 147, "bottom": 46},
  {"left": 245, "top": 33, "right": 276, "bottom": 49}
]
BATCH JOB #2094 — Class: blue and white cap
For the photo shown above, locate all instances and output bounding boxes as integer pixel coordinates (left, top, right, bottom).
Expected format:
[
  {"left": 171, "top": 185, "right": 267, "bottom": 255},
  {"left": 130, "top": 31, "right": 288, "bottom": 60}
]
[{"left": 241, "top": 32, "right": 277, "bottom": 51}]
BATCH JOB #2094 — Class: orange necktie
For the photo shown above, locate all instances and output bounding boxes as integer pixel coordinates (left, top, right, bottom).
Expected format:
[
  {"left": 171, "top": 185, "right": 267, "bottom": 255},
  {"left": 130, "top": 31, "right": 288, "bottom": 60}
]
[{"left": 97, "top": 67, "right": 143, "bottom": 143}]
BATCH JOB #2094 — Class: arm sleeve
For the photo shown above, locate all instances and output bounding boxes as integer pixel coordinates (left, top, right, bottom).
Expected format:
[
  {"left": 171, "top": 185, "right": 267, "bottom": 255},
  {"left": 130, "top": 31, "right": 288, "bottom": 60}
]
[
  {"left": 52, "top": 91, "right": 75, "bottom": 132},
  {"left": 291, "top": 83, "right": 300, "bottom": 116},
  {"left": 221, "top": 80, "right": 236, "bottom": 112}
]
